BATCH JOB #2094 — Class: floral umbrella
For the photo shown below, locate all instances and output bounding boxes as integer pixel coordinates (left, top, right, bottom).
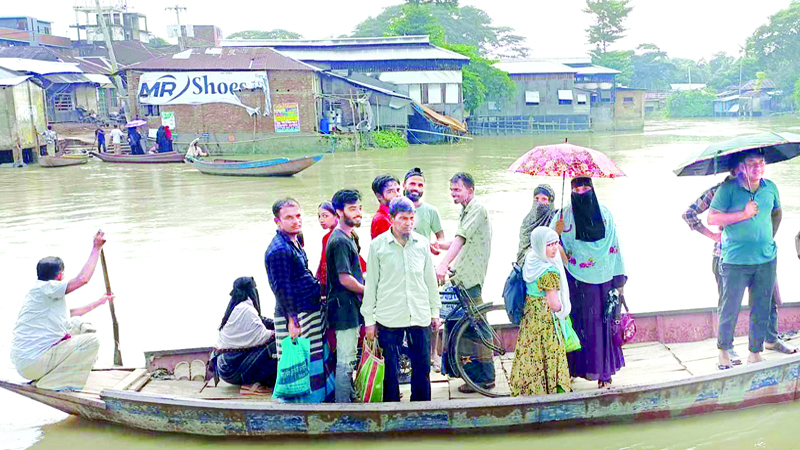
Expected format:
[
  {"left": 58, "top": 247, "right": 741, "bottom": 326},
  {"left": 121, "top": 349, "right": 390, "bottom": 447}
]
[{"left": 507, "top": 140, "right": 626, "bottom": 210}]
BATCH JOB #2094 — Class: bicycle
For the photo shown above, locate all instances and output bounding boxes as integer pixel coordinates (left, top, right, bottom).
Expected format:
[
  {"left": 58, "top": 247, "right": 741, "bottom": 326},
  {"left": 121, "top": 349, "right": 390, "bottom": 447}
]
[{"left": 438, "top": 283, "right": 514, "bottom": 398}]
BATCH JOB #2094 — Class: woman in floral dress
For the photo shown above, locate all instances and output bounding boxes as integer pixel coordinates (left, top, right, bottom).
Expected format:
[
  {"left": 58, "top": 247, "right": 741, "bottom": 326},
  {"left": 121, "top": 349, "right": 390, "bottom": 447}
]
[
  {"left": 509, "top": 227, "right": 572, "bottom": 396},
  {"left": 551, "top": 177, "right": 627, "bottom": 388}
]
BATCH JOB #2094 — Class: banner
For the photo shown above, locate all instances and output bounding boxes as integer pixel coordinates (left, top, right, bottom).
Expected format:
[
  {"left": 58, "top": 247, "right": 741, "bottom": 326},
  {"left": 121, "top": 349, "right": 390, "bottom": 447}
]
[
  {"left": 274, "top": 103, "right": 300, "bottom": 133},
  {"left": 137, "top": 71, "right": 272, "bottom": 115}
]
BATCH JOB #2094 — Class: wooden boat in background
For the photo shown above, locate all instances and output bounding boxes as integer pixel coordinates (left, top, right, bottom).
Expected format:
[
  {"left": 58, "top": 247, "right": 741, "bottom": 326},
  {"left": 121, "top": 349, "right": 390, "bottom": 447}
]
[
  {"left": 39, "top": 154, "right": 89, "bottom": 168},
  {"left": 185, "top": 155, "right": 323, "bottom": 177},
  {"left": 91, "top": 151, "right": 186, "bottom": 164}
]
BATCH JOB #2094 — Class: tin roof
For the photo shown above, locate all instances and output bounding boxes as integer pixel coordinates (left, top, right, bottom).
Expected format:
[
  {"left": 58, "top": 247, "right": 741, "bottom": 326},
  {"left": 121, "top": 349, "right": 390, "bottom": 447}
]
[
  {"left": 222, "top": 35, "right": 431, "bottom": 48},
  {"left": 124, "top": 47, "right": 314, "bottom": 71},
  {"left": 0, "top": 57, "right": 81, "bottom": 75},
  {"left": 272, "top": 45, "right": 468, "bottom": 62},
  {"left": 574, "top": 65, "right": 620, "bottom": 75},
  {"left": 0, "top": 67, "right": 32, "bottom": 86},
  {"left": 494, "top": 60, "right": 577, "bottom": 75}
]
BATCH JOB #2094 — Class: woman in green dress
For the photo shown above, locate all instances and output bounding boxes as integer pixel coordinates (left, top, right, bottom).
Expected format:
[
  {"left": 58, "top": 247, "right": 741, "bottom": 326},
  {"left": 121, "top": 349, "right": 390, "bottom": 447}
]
[{"left": 510, "top": 227, "right": 572, "bottom": 396}]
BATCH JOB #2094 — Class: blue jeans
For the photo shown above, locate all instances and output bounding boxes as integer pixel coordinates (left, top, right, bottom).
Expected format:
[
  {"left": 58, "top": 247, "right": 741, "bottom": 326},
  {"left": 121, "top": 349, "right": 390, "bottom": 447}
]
[
  {"left": 334, "top": 327, "right": 358, "bottom": 403},
  {"left": 718, "top": 259, "right": 777, "bottom": 353},
  {"left": 378, "top": 324, "right": 431, "bottom": 402},
  {"left": 715, "top": 256, "right": 779, "bottom": 343}
]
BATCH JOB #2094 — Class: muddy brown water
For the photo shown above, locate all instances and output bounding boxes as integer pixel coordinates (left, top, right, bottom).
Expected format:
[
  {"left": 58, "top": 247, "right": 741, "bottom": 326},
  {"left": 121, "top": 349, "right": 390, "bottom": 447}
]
[{"left": 2, "top": 117, "right": 800, "bottom": 449}]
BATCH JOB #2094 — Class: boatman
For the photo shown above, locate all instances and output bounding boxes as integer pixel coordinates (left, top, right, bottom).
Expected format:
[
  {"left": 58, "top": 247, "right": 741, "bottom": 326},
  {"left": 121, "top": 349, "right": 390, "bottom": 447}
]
[
  {"left": 370, "top": 174, "right": 401, "bottom": 239},
  {"left": 435, "top": 172, "right": 495, "bottom": 393},
  {"left": 40, "top": 125, "right": 58, "bottom": 156},
  {"left": 10, "top": 231, "right": 114, "bottom": 391},
  {"left": 709, "top": 151, "right": 782, "bottom": 368}
]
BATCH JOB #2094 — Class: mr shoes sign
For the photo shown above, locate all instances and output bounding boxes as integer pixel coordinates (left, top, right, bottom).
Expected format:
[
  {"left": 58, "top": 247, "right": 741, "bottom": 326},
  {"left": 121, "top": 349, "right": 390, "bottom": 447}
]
[{"left": 137, "top": 72, "right": 271, "bottom": 115}]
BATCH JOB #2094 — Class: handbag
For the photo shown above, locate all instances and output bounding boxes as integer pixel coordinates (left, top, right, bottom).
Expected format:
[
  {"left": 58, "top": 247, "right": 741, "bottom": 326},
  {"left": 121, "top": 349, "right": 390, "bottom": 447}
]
[
  {"left": 612, "top": 294, "right": 636, "bottom": 347},
  {"left": 502, "top": 263, "right": 526, "bottom": 325},
  {"left": 559, "top": 317, "right": 582, "bottom": 353},
  {"left": 273, "top": 336, "right": 312, "bottom": 399},
  {"left": 354, "top": 338, "right": 384, "bottom": 403}
]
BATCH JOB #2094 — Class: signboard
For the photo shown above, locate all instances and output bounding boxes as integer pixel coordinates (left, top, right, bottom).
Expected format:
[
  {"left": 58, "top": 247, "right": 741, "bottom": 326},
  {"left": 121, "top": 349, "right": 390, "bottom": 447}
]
[
  {"left": 137, "top": 72, "right": 270, "bottom": 115},
  {"left": 160, "top": 111, "right": 176, "bottom": 129},
  {"left": 273, "top": 103, "right": 300, "bottom": 133}
]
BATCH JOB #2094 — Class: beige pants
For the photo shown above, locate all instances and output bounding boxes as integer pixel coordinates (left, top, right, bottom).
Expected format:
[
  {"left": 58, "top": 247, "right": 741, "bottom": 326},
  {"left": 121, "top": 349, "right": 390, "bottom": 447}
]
[
  {"left": 17, "top": 321, "right": 100, "bottom": 391},
  {"left": 113, "top": 143, "right": 121, "bottom": 154},
  {"left": 46, "top": 142, "right": 55, "bottom": 156}
]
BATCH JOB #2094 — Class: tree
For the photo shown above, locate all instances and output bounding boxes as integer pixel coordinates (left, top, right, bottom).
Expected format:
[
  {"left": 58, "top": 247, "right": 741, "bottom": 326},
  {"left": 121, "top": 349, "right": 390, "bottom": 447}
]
[
  {"left": 583, "top": 0, "right": 633, "bottom": 53},
  {"left": 226, "top": 29, "right": 303, "bottom": 40},
  {"left": 442, "top": 44, "right": 515, "bottom": 114},
  {"left": 748, "top": 1, "right": 800, "bottom": 94},
  {"left": 630, "top": 43, "right": 674, "bottom": 90},
  {"left": 147, "top": 37, "right": 170, "bottom": 49},
  {"left": 592, "top": 49, "right": 634, "bottom": 86},
  {"left": 666, "top": 89, "right": 716, "bottom": 117},
  {"left": 387, "top": 4, "right": 446, "bottom": 45},
  {"left": 405, "top": 0, "right": 459, "bottom": 5}
]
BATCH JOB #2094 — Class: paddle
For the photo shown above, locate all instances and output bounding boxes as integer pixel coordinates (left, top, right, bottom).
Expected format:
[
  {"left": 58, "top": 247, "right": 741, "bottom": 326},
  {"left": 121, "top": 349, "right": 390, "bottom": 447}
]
[{"left": 100, "top": 249, "right": 123, "bottom": 366}]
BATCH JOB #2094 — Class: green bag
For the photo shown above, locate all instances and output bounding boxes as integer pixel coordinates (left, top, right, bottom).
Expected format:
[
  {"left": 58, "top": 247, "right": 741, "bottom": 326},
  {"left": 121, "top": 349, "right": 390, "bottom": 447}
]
[
  {"left": 354, "top": 339, "right": 384, "bottom": 403},
  {"left": 559, "top": 317, "right": 582, "bottom": 353},
  {"left": 273, "top": 336, "right": 311, "bottom": 400}
]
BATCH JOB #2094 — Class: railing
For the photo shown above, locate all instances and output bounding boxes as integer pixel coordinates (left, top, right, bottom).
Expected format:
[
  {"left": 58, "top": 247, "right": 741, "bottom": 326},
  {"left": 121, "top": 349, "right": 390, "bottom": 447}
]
[{"left": 468, "top": 115, "right": 591, "bottom": 135}]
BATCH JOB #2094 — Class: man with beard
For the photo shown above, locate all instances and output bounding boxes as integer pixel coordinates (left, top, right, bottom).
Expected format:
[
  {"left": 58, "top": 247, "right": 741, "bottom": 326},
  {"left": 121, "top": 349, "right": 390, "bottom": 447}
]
[
  {"left": 370, "top": 174, "right": 402, "bottom": 239},
  {"left": 265, "top": 198, "right": 333, "bottom": 403},
  {"left": 327, "top": 189, "right": 366, "bottom": 403},
  {"left": 363, "top": 197, "right": 440, "bottom": 402},
  {"left": 516, "top": 184, "right": 557, "bottom": 265},
  {"left": 404, "top": 167, "right": 445, "bottom": 253}
]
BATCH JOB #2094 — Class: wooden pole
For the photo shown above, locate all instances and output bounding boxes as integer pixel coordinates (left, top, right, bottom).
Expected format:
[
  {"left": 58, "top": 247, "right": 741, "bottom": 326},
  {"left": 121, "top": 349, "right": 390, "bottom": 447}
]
[{"left": 100, "top": 249, "right": 123, "bottom": 366}]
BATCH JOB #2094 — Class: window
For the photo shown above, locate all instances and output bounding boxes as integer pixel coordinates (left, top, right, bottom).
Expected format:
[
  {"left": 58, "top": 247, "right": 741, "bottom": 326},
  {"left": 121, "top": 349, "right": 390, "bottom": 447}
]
[
  {"left": 110, "top": 88, "right": 118, "bottom": 107},
  {"left": 525, "top": 91, "right": 540, "bottom": 105},
  {"left": 577, "top": 94, "right": 587, "bottom": 105},
  {"left": 445, "top": 83, "right": 459, "bottom": 104},
  {"left": 623, "top": 96, "right": 635, "bottom": 104},
  {"left": 53, "top": 93, "right": 73, "bottom": 112},
  {"left": 487, "top": 101, "right": 499, "bottom": 111},
  {"left": 143, "top": 105, "right": 160, "bottom": 117},
  {"left": 557, "top": 90, "right": 573, "bottom": 105},
  {"left": 427, "top": 83, "right": 442, "bottom": 104},
  {"left": 408, "top": 84, "right": 422, "bottom": 103}
]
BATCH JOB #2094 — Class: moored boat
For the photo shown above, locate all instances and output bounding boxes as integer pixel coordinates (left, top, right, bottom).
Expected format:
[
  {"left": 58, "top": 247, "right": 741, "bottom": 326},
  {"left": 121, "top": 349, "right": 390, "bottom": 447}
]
[
  {"left": 39, "top": 154, "right": 89, "bottom": 167},
  {"left": 91, "top": 151, "right": 186, "bottom": 164},
  {"left": 186, "top": 155, "right": 324, "bottom": 177}
]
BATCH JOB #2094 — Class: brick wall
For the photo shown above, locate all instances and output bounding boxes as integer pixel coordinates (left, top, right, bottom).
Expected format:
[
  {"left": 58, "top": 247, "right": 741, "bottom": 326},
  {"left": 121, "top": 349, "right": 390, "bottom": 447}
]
[{"left": 127, "top": 70, "right": 318, "bottom": 140}]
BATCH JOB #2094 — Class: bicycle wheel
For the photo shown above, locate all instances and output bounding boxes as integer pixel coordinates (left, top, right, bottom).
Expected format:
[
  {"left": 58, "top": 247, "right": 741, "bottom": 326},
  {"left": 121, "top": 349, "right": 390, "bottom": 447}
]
[{"left": 452, "top": 303, "right": 513, "bottom": 397}]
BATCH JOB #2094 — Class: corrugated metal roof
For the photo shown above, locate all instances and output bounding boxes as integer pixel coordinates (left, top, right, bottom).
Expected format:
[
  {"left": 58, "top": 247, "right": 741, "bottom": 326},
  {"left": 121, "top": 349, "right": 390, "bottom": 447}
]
[
  {"left": 494, "top": 60, "right": 577, "bottom": 75},
  {"left": 0, "top": 67, "right": 32, "bottom": 86},
  {"left": 124, "top": 47, "right": 314, "bottom": 71},
  {"left": 670, "top": 83, "right": 707, "bottom": 91},
  {"left": 322, "top": 72, "right": 411, "bottom": 100},
  {"left": 575, "top": 65, "right": 620, "bottom": 75},
  {"left": 0, "top": 57, "right": 82, "bottom": 75},
  {"left": 42, "top": 73, "right": 96, "bottom": 84},
  {"left": 715, "top": 94, "right": 740, "bottom": 102},
  {"left": 222, "top": 35, "right": 431, "bottom": 48},
  {"left": 273, "top": 45, "right": 468, "bottom": 62}
]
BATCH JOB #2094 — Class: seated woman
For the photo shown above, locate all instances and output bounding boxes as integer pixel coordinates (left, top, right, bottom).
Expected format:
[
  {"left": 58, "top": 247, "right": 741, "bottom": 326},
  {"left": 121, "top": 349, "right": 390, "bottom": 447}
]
[
  {"left": 214, "top": 277, "right": 277, "bottom": 395},
  {"left": 509, "top": 227, "right": 572, "bottom": 396}
]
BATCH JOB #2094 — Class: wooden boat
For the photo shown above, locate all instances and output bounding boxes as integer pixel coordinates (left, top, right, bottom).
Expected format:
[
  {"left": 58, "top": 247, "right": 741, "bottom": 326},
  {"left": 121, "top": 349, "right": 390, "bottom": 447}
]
[
  {"left": 3, "top": 303, "right": 800, "bottom": 437},
  {"left": 90, "top": 151, "right": 186, "bottom": 164},
  {"left": 186, "top": 155, "right": 324, "bottom": 177},
  {"left": 39, "top": 154, "right": 89, "bottom": 167}
]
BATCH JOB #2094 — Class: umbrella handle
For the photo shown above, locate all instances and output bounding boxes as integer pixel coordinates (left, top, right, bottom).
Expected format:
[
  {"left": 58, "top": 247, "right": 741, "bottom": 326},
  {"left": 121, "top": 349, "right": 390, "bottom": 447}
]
[{"left": 560, "top": 173, "right": 566, "bottom": 213}]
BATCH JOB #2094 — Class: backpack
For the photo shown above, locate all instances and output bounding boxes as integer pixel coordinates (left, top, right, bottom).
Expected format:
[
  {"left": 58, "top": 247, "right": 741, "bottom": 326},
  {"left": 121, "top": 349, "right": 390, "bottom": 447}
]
[{"left": 502, "top": 263, "right": 526, "bottom": 325}]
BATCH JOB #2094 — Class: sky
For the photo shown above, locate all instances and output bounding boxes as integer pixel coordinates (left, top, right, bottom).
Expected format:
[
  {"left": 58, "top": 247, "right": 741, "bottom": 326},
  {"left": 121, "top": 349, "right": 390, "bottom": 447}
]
[{"left": 6, "top": 0, "right": 794, "bottom": 61}]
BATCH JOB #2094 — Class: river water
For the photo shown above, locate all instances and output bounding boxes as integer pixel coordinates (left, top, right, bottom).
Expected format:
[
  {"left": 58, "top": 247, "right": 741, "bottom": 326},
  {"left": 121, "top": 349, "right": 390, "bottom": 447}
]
[{"left": 1, "top": 117, "right": 799, "bottom": 449}]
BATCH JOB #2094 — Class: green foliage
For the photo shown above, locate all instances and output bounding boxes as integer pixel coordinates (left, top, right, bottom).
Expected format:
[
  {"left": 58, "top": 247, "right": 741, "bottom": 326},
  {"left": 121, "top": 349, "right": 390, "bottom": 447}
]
[
  {"left": 748, "top": 1, "right": 800, "bottom": 94},
  {"left": 371, "top": 129, "right": 409, "bottom": 148},
  {"left": 630, "top": 44, "right": 674, "bottom": 89},
  {"left": 666, "top": 89, "right": 716, "bottom": 117},
  {"left": 592, "top": 49, "right": 634, "bottom": 86},
  {"left": 387, "top": 4, "right": 446, "bottom": 45},
  {"left": 443, "top": 44, "right": 515, "bottom": 113},
  {"left": 352, "top": 3, "right": 528, "bottom": 58},
  {"left": 226, "top": 29, "right": 303, "bottom": 40},
  {"left": 583, "top": 0, "right": 633, "bottom": 53},
  {"left": 405, "top": 0, "right": 459, "bottom": 5},
  {"left": 793, "top": 77, "right": 800, "bottom": 111},
  {"left": 147, "top": 37, "right": 170, "bottom": 49}
]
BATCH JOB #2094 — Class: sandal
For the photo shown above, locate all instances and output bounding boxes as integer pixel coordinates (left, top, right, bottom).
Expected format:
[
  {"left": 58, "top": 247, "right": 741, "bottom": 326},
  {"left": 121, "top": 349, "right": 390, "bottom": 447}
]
[
  {"left": 240, "top": 382, "right": 270, "bottom": 396},
  {"left": 766, "top": 340, "right": 798, "bottom": 355},
  {"left": 598, "top": 380, "right": 612, "bottom": 389},
  {"left": 728, "top": 349, "right": 742, "bottom": 366},
  {"left": 717, "top": 364, "right": 732, "bottom": 371}
]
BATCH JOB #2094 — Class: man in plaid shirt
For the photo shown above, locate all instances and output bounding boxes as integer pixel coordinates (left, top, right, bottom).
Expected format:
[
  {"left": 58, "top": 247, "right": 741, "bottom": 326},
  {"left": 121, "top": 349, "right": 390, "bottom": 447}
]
[{"left": 683, "top": 176, "right": 795, "bottom": 358}]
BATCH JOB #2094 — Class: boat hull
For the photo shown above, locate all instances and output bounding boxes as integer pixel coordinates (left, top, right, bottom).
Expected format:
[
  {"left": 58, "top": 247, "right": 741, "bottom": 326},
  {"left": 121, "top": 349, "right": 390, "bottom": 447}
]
[
  {"left": 186, "top": 155, "right": 323, "bottom": 177},
  {"left": 39, "top": 155, "right": 89, "bottom": 167},
  {"left": 91, "top": 151, "right": 186, "bottom": 164}
]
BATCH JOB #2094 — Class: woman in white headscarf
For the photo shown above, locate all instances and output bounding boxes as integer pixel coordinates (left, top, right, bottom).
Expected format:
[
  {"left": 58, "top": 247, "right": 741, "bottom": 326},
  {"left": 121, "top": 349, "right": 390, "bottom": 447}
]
[{"left": 509, "top": 227, "right": 572, "bottom": 396}]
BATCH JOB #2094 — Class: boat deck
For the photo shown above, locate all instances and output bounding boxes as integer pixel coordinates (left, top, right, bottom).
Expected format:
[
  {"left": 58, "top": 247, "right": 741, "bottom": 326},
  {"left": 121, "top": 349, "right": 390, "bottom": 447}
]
[{"left": 77, "top": 334, "right": 800, "bottom": 403}]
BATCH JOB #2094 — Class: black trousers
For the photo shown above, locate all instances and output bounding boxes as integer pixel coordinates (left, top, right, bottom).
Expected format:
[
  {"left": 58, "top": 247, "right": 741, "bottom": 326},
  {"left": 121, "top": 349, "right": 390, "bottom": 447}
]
[{"left": 378, "top": 324, "right": 431, "bottom": 402}]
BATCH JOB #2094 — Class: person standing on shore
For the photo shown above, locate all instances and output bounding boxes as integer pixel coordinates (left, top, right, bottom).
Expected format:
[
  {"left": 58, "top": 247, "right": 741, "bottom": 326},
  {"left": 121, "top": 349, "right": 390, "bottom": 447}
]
[
  {"left": 370, "top": 174, "right": 401, "bottom": 239},
  {"left": 709, "top": 151, "right": 782, "bottom": 368},
  {"left": 516, "top": 184, "right": 558, "bottom": 266},
  {"left": 110, "top": 125, "right": 124, "bottom": 155},
  {"left": 362, "top": 197, "right": 440, "bottom": 402},
  {"left": 435, "top": 172, "right": 495, "bottom": 393},
  {"left": 265, "top": 198, "right": 333, "bottom": 403},
  {"left": 327, "top": 189, "right": 366, "bottom": 403}
]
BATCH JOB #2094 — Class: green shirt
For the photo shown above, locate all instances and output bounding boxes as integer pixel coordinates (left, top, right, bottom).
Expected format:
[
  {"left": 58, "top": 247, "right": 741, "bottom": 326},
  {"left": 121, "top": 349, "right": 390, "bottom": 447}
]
[
  {"left": 710, "top": 177, "right": 780, "bottom": 265},
  {"left": 413, "top": 201, "right": 443, "bottom": 242},
  {"left": 361, "top": 229, "right": 440, "bottom": 328},
  {"left": 452, "top": 198, "right": 492, "bottom": 289}
]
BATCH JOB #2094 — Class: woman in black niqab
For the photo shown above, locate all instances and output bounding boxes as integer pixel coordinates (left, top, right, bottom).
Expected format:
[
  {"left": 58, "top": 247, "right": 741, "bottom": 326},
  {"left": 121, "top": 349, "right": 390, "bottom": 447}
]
[{"left": 570, "top": 177, "right": 605, "bottom": 242}]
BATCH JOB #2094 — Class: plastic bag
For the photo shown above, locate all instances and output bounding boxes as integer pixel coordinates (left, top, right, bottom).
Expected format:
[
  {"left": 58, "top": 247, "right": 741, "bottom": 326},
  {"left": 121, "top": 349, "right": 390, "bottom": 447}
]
[
  {"left": 560, "top": 317, "right": 582, "bottom": 353},
  {"left": 273, "top": 336, "right": 311, "bottom": 399},
  {"left": 354, "top": 339, "right": 384, "bottom": 403}
]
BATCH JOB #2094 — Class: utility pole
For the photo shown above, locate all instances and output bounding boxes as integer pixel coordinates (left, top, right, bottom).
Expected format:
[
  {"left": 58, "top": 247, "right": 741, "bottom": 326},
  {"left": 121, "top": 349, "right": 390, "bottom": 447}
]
[
  {"left": 95, "top": 0, "right": 130, "bottom": 120},
  {"left": 738, "top": 44, "right": 744, "bottom": 117},
  {"left": 688, "top": 66, "right": 692, "bottom": 85},
  {"left": 165, "top": 5, "right": 187, "bottom": 51}
]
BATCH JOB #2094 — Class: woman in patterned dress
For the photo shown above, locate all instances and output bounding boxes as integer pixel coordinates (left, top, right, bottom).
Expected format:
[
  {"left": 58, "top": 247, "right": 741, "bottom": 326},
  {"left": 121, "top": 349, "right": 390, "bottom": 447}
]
[{"left": 509, "top": 227, "right": 572, "bottom": 396}]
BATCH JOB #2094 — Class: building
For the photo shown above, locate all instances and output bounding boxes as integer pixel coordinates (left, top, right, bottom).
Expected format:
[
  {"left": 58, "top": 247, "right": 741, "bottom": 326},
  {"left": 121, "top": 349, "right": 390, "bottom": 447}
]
[
  {"left": 179, "top": 25, "right": 224, "bottom": 48},
  {"left": 221, "top": 35, "right": 469, "bottom": 121},
  {"left": 71, "top": 0, "right": 152, "bottom": 45},
  {"left": 614, "top": 88, "right": 646, "bottom": 130},
  {"left": 0, "top": 16, "right": 71, "bottom": 49},
  {"left": 0, "top": 67, "right": 47, "bottom": 164},
  {"left": 121, "top": 47, "right": 321, "bottom": 151},
  {"left": 713, "top": 79, "right": 786, "bottom": 117}
]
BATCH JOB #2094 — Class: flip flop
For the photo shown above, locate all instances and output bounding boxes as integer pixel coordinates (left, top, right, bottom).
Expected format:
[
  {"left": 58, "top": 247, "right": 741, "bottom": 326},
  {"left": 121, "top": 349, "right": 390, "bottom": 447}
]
[
  {"left": 240, "top": 383, "right": 270, "bottom": 396},
  {"left": 717, "top": 363, "right": 732, "bottom": 371},
  {"left": 728, "top": 349, "right": 742, "bottom": 365},
  {"left": 767, "top": 341, "right": 798, "bottom": 355}
]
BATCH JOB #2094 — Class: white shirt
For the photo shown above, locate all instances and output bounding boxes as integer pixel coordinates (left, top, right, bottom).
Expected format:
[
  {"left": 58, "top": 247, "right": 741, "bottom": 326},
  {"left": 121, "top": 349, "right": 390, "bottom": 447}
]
[
  {"left": 11, "top": 280, "right": 70, "bottom": 370},
  {"left": 216, "top": 300, "right": 273, "bottom": 349},
  {"left": 110, "top": 129, "right": 124, "bottom": 144}
]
